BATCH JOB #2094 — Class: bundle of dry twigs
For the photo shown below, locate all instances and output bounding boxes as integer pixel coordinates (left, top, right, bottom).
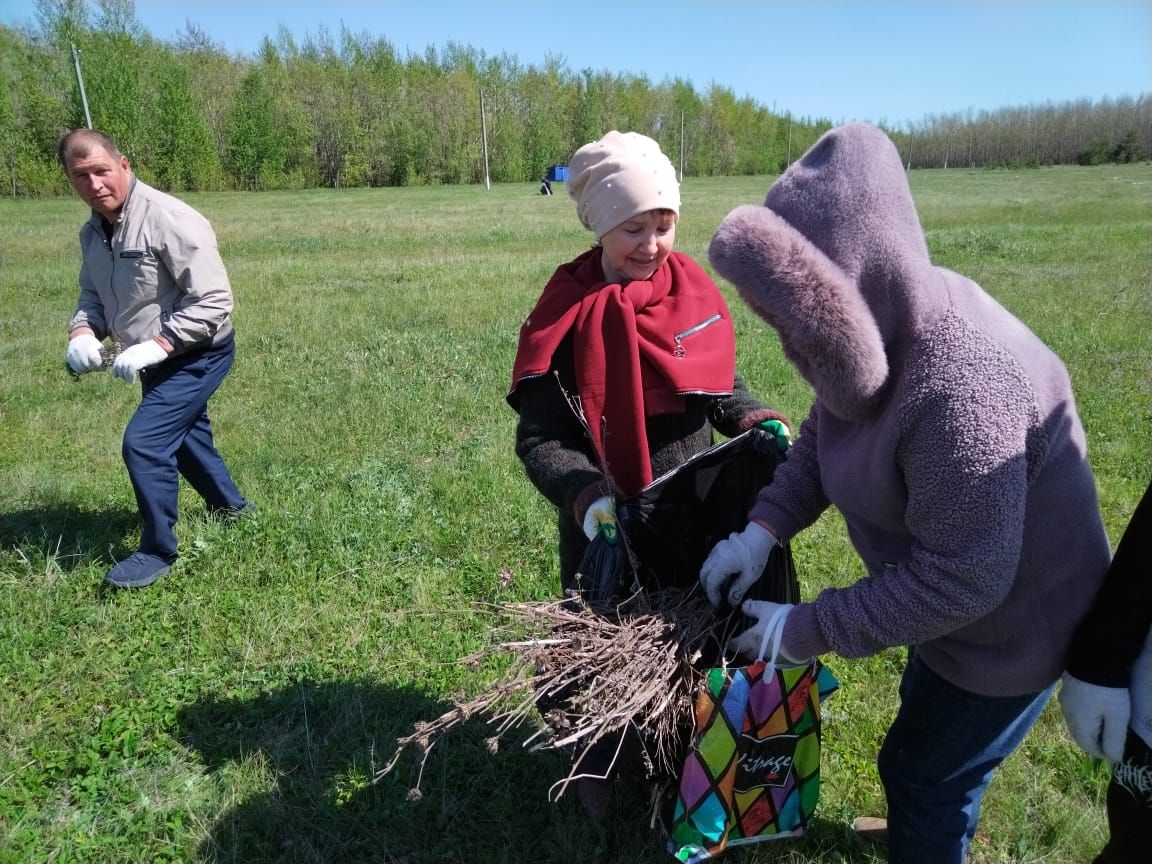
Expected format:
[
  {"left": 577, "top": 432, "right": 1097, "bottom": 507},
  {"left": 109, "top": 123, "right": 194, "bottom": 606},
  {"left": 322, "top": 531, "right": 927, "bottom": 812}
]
[{"left": 375, "top": 586, "right": 743, "bottom": 801}]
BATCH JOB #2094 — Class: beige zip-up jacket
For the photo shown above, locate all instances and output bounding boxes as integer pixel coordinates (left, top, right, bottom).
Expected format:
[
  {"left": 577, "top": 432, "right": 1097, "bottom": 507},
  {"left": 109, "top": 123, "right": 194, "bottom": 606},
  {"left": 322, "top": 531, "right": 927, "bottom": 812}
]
[{"left": 68, "top": 178, "right": 234, "bottom": 354}]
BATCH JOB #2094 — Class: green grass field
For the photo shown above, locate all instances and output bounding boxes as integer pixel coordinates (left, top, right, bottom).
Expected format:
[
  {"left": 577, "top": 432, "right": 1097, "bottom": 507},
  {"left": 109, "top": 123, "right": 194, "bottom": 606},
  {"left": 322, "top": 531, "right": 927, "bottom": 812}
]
[{"left": 1, "top": 164, "right": 1149, "bottom": 863}]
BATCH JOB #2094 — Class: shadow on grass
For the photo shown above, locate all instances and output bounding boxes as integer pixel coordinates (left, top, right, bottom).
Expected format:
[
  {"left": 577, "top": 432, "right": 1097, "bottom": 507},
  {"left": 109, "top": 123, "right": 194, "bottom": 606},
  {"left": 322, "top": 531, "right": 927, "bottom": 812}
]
[
  {"left": 176, "top": 679, "right": 690, "bottom": 864},
  {"left": 0, "top": 502, "right": 137, "bottom": 570}
]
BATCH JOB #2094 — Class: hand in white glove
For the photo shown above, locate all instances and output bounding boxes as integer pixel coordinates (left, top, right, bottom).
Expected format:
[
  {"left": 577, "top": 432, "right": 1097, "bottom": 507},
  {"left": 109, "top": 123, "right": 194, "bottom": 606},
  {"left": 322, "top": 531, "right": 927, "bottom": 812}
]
[
  {"left": 699, "top": 522, "right": 777, "bottom": 607},
  {"left": 581, "top": 495, "right": 617, "bottom": 541},
  {"left": 1058, "top": 672, "right": 1130, "bottom": 762},
  {"left": 112, "top": 339, "right": 169, "bottom": 383},
  {"left": 728, "top": 600, "right": 802, "bottom": 661},
  {"left": 66, "top": 333, "right": 105, "bottom": 374}
]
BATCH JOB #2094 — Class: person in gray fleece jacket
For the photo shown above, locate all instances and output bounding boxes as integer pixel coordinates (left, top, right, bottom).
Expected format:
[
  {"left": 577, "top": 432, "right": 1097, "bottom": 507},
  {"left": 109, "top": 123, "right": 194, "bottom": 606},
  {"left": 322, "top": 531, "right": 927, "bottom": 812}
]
[{"left": 698, "top": 122, "right": 1111, "bottom": 863}]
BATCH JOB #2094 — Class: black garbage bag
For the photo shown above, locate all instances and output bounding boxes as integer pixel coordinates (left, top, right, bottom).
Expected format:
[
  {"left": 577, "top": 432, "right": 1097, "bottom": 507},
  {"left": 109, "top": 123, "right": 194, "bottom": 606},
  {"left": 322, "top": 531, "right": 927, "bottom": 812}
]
[
  {"left": 572, "top": 426, "right": 799, "bottom": 609},
  {"left": 573, "top": 528, "right": 627, "bottom": 609}
]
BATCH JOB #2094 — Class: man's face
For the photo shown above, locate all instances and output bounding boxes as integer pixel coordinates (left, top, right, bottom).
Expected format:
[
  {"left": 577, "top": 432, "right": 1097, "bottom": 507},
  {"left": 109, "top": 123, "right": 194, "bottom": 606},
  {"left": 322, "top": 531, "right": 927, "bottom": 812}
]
[{"left": 64, "top": 145, "right": 132, "bottom": 219}]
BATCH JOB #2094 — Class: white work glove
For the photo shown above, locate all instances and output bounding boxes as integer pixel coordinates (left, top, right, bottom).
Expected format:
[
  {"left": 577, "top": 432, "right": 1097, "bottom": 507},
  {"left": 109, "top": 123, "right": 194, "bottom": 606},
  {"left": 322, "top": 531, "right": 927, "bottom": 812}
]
[
  {"left": 112, "top": 339, "right": 169, "bottom": 383},
  {"left": 66, "top": 333, "right": 105, "bottom": 374},
  {"left": 581, "top": 495, "right": 617, "bottom": 541},
  {"left": 1058, "top": 673, "right": 1130, "bottom": 763},
  {"left": 728, "top": 600, "right": 803, "bottom": 662},
  {"left": 700, "top": 522, "right": 778, "bottom": 607}
]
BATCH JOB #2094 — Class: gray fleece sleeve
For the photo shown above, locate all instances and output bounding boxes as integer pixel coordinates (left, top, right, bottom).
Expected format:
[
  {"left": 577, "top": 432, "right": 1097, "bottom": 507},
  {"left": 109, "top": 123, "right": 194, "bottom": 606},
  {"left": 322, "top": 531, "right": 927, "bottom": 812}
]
[
  {"left": 748, "top": 404, "right": 830, "bottom": 539},
  {"left": 811, "top": 324, "right": 1037, "bottom": 658}
]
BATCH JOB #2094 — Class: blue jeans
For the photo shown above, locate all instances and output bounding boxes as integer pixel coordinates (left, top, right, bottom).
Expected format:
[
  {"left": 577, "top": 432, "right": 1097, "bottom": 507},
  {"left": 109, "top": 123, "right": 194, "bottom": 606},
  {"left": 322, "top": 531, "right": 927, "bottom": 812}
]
[
  {"left": 122, "top": 339, "right": 246, "bottom": 560},
  {"left": 877, "top": 650, "right": 1055, "bottom": 864}
]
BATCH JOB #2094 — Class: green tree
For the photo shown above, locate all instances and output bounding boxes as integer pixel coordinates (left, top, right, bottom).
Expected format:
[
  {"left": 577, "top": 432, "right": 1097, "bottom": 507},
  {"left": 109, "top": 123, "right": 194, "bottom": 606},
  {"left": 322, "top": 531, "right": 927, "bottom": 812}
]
[
  {"left": 478, "top": 53, "right": 529, "bottom": 183},
  {"left": 0, "top": 24, "right": 70, "bottom": 195},
  {"left": 151, "top": 61, "right": 221, "bottom": 190},
  {"left": 350, "top": 32, "right": 402, "bottom": 187},
  {"left": 172, "top": 22, "right": 243, "bottom": 166},
  {"left": 78, "top": 28, "right": 145, "bottom": 153},
  {"left": 6, "top": 3, "right": 1146, "bottom": 195},
  {"left": 291, "top": 27, "right": 368, "bottom": 188},
  {"left": 224, "top": 68, "right": 282, "bottom": 189},
  {"left": 34, "top": 0, "right": 89, "bottom": 47},
  {"left": 568, "top": 68, "right": 614, "bottom": 148},
  {"left": 257, "top": 34, "right": 318, "bottom": 188},
  {"left": 667, "top": 78, "right": 703, "bottom": 178},
  {"left": 521, "top": 58, "right": 569, "bottom": 179}
]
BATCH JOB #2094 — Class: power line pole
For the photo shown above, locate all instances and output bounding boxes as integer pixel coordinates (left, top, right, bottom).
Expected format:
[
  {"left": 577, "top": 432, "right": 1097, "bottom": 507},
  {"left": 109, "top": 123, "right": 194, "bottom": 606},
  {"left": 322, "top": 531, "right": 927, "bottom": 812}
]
[
  {"left": 71, "top": 42, "right": 93, "bottom": 128},
  {"left": 479, "top": 89, "right": 490, "bottom": 190}
]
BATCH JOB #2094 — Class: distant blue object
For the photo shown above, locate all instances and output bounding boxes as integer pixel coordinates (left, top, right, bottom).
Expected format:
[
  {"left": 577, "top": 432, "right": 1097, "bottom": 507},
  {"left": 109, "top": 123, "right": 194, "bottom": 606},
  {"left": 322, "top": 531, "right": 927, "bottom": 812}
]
[{"left": 546, "top": 164, "right": 568, "bottom": 182}]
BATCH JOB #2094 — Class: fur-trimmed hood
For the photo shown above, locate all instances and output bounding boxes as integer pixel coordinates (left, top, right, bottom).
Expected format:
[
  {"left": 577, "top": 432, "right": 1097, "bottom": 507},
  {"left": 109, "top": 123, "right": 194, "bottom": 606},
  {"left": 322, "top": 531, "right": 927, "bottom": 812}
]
[{"left": 709, "top": 122, "right": 944, "bottom": 420}]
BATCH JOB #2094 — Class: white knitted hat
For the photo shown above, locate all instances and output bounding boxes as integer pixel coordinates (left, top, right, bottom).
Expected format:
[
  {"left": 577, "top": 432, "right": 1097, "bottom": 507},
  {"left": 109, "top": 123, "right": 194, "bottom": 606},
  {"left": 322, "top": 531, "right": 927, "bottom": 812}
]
[{"left": 567, "top": 131, "right": 680, "bottom": 237}]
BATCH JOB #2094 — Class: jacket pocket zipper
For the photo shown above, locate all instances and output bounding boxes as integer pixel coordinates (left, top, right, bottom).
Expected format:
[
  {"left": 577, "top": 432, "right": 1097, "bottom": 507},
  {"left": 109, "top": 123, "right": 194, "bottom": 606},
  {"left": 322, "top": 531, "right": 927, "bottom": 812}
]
[{"left": 673, "top": 313, "right": 722, "bottom": 358}]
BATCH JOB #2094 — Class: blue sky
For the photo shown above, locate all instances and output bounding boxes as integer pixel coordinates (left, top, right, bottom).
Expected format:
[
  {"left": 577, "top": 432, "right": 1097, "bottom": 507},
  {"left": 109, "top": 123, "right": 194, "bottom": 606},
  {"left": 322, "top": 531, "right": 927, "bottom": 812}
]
[{"left": 3, "top": 1, "right": 1148, "bottom": 127}]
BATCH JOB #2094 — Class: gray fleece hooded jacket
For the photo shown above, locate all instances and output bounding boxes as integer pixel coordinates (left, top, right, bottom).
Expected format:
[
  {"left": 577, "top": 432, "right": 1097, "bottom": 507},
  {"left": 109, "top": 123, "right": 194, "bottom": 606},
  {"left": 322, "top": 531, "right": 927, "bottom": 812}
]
[{"left": 710, "top": 123, "right": 1110, "bottom": 697}]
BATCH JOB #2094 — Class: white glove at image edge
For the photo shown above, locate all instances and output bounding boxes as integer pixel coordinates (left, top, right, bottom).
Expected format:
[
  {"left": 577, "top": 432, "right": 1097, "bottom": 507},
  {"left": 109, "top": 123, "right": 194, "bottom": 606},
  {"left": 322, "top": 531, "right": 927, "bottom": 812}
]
[
  {"left": 699, "top": 521, "right": 777, "bottom": 607},
  {"left": 1058, "top": 672, "right": 1130, "bottom": 763},
  {"left": 66, "top": 333, "right": 104, "bottom": 374},
  {"left": 112, "top": 339, "right": 169, "bottom": 383}
]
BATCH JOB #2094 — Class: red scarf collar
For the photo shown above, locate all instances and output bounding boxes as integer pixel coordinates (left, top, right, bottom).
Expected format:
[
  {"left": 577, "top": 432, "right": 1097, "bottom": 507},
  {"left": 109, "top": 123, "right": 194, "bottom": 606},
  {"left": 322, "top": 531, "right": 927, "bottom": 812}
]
[{"left": 509, "top": 249, "right": 735, "bottom": 496}]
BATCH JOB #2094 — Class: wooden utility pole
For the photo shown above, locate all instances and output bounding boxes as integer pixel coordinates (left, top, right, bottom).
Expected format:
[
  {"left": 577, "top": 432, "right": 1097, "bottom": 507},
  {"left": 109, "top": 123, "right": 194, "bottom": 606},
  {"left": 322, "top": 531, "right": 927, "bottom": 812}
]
[{"left": 479, "top": 89, "right": 490, "bottom": 190}]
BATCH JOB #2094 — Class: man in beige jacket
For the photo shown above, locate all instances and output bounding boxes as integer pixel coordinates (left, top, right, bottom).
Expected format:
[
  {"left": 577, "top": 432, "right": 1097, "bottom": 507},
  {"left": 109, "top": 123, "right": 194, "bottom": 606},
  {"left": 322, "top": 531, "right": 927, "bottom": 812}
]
[{"left": 61, "top": 128, "right": 249, "bottom": 589}]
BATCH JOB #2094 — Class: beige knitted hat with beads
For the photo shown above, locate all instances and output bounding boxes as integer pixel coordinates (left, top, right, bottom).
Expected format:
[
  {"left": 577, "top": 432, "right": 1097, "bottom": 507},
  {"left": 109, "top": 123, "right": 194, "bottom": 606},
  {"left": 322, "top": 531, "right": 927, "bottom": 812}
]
[{"left": 567, "top": 130, "right": 680, "bottom": 237}]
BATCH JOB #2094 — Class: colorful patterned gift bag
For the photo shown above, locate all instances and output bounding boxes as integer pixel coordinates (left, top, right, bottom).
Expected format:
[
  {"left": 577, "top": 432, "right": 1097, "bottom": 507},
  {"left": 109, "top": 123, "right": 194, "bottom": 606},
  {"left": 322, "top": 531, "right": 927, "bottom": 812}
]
[{"left": 668, "top": 606, "right": 838, "bottom": 862}]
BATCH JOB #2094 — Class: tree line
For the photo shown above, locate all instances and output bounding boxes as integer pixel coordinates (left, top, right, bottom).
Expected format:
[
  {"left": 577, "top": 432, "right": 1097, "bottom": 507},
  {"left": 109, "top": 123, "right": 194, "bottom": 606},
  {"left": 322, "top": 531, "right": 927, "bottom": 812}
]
[{"left": 2, "top": 0, "right": 1148, "bottom": 197}]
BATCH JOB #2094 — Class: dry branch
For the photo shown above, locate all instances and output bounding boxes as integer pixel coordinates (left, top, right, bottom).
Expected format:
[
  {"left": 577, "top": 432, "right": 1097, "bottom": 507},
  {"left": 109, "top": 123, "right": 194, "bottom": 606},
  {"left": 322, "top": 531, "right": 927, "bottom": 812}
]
[{"left": 374, "top": 587, "right": 743, "bottom": 800}]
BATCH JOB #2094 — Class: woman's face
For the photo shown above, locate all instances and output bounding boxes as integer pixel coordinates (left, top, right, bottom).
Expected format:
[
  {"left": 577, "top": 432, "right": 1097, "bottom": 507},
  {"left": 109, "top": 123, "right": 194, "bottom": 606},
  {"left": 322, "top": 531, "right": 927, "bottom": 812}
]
[{"left": 599, "top": 210, "right": 677, "bottom": 284}]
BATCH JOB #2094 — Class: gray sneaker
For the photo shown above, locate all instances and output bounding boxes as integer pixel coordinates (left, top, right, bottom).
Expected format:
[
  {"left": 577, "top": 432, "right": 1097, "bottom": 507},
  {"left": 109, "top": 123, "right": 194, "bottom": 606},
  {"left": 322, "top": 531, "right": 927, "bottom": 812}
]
[{"left": 104, "top": 552, "right": 172, "bottom": 589}]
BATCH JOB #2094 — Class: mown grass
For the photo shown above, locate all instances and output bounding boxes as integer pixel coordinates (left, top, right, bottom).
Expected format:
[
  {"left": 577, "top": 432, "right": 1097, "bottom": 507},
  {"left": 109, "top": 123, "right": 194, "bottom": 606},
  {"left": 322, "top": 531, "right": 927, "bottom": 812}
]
[{"left": 1, "top": 163, "right": 1149, "bottom": 864}]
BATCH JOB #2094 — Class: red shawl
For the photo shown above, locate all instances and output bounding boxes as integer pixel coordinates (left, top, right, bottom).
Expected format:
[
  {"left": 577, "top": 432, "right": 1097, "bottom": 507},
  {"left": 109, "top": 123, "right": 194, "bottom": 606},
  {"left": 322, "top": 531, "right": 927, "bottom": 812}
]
[{"left": 509, "top": 249, "right": 736, "bottom": 496}]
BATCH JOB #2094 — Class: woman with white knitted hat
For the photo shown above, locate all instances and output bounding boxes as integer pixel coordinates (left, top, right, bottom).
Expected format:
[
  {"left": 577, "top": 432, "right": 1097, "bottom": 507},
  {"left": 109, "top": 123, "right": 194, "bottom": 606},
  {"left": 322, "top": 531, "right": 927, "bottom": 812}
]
[{"left": 506, "top": 130, "right": 790, "bottom": 815}]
